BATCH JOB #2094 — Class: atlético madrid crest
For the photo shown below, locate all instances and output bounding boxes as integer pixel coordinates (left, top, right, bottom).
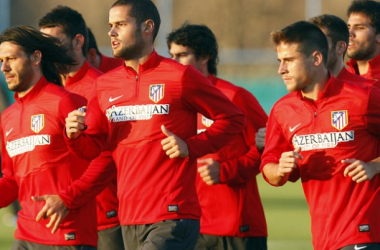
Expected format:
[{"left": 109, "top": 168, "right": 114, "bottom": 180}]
[
  {"left": 149, "top": 84, "right": 165, "bottom": 103},
  {"left": 202, "top": 116, "right": 214, "bottom": 127},
  {"left": 31, "top": 114, "right": 44, "bottom": 133},
  {"left": 331, "top": 110, "right": 348, "bottom": 130}
]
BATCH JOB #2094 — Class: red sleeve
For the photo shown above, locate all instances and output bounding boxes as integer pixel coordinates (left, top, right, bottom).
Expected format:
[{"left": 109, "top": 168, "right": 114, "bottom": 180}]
[
  {"left": 182, "top": 67, "right": 246, "bottom": 158},
  {"left": 219, "top": 88, "right": 268, "bottom": 185},
  {"left": 58, "top": 150, "right": 117, "bottom": 210},
  {"left": 0, "top": 122, "right": 19, "bottom": 208},
  {"left": 366, "top": 86, "right": 380, "bottom": 136},
  {"left": 260, "top": 108, "right": 297, "bottom": 185},
  {"left": 65, "top": 83, "right": 109, "bottom": 161}
]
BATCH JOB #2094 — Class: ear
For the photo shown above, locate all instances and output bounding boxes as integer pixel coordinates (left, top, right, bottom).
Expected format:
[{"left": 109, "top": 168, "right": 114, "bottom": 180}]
[
  {"left": 199, "top": 55, "right": 210, "bottom": 66},
  {"left": 31, "top": 50, "right": 42, "bottom": 66},
  {"left": 87, "top": 48, "right": 97, "bottom": 63},
  {"left": 335, "top": 41, "right": 347, "bottom": 57},
  {"left": 73, "top": 34, "right": 85, "bottom": 50},
  {"left": 376, "top": 33, "right": 380, "bottom": 44},
  {"left": 141, "top": 19, "right": 154, "bottom": 35},
  {"left": 311, "top": 51, "right": 323, "bottom": 66}
]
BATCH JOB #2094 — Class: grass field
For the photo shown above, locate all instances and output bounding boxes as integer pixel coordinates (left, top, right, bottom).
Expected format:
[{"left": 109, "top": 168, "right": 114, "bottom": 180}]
[{"left": 0, "top": 178, "right": 312, "bottom": 250}]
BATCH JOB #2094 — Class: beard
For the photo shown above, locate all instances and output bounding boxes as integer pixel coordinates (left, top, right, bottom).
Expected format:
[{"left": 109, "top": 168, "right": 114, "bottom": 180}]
[
  {"left": 347, "top": 41, "right": 377, "bottom": 61},
  {"left": 113, "top": 29, "right": 145, "bottom": 60}
]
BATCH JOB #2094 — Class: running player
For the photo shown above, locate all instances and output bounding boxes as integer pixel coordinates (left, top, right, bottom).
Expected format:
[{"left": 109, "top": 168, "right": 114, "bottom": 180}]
[
  {"left": 346, "top": 0, "right": 380, "bottom": 79},
  {"left": 0, "top": 25, "right": 96, "bottom": 250},
  {"left": 167, "top": 23, "right": 268, "bottom": 250},
  {"left": 261, "top": 20, "right": 380, "bottom": 250},
  {"left": 256, "top": 13, "right": 380, "bottom": 153}
]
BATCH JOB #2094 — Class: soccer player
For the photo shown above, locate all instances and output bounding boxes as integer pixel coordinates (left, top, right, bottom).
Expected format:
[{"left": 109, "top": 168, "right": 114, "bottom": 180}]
[
  {"left": 346, "top": 0, "right": 380, "bottom": 80},
  {"left": 261, "top": 20, "right": 380, "bottom": 250},
  {"left": 37, "top": 6, "right": 123, "bottom": 250},
  {"left": 37, "top": 0, "right": 245, "bottom": 249},
  {"left": 167, "top": 23, "right": 268, "bottom": 250},
  {"left": 255, "top": 13, "right": 380, "bottom": 153},
  {"left": 87, "top": 28, "right": 123, "bottom": 73},
  {"left": 0, "top": 25, "right": 97, "bottom": 249}
]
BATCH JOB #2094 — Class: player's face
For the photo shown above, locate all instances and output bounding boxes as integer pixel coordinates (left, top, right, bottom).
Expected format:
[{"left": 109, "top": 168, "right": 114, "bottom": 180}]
[
  {"left": 276, "top": 42, "right": 313, "bottom": 92},
  {"left": 108, "top": 5, "right": 145, "bottom": 60},
  {"left": 347, "top": 13, "right": 379, "bottom": 60},
  {"left": 40, "top": 26, "right": 75, "bottom": 58},
  {"left": 0, "top": 42, "right": 35, "bottom": 95},
  {"left": 169, "top": 43, "right": 203, "bottom": 70}
]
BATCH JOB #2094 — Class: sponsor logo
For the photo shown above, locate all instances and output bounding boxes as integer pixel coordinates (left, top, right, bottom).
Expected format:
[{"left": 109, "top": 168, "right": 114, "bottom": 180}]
[
  {"left": 331, "top": 110, "right": 348, "bottom": 131},
  {"left": 358, "top": 224, "right": 370, "bottom": 232},
  {"left": 289, "top": 123, "right": 301, "bottom": 132},
  {"left": 6, "top": 135, "right": 51, "bottom": 157},
  {"left": 5, "top": 128, "right": 13, "bottom": 137},
  {"left": 109, "top": 95, "right": 123, "bottom": 102},
  {"left": 106, "top": 210, "right": 117, "bottom": 219},
  {"left": 31, "top": 114, "right": 44, "bottom": 133},
  {"left": 64, "top": 233, "right": 76, "bottom": 241},
  {"left": 106, "top": 104, "right": 170, "bottom": 122},
  {"left": 149, "top": 84, "right": 165, "bottom": 103},
  {"left": 292, "top": 131, "right": 354, "bottom": 151},
  {"left": 167, "top": 205, "right": 178, "bottom": 212},
  {"left": 354, "top": 245, "right": 367, "bottom": 250},
  {"left": 202, "top": 116, "right": 214, "bottom": 127}
]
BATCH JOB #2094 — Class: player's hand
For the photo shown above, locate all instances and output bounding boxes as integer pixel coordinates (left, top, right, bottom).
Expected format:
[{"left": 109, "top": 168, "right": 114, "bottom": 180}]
[
  {"left": 161, "top": 125, "right": 189, "bottom": 158},
  {"left": 278, "top": 147, "right": 303, "bottom": 177},
  {"left": 255, "top": 127, "right": 266, "bottom": 150},
  {"left": 197, "top": 158, "right": 221, "bottom": 185},
  {"left": 31, "top": 195, "right": 68, "bottom": 233},
  {"left": 65, "top": 107, "right": 87, "bottom": 139},
  {"left": 342, "top": 159, "right": 376, "bottom": 183}
]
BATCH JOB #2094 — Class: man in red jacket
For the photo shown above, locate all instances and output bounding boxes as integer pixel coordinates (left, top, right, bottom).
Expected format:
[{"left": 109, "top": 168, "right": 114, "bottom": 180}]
[
  {"left": 37, "top": 6, "right": 123, "bottom": 250},
  {"left": 36, "top": 0, "right": 245, "bottom": 250},
  {"left": 261, "top": 20, "right": 380, "bottom": 250},
  {"left": 0, "top": 25, "right": 97, "bottom": 249},
  {"left": 346, "top": 0, "right": 380, "bottom": 80},
  {"left": 167, "top": 23, "right": 268, "bottom": 250}
]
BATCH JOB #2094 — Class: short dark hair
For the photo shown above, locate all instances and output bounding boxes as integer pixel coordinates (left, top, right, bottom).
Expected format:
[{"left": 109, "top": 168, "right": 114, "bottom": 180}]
[
  {"left": 347, "top": 0, "right": 380, "bottom": 34},
  {"left": 111, "top": 0, "right": 161, "bottom": 42},
  {"left": 166, "top": 23, "right": 219, "bottom": 75},
  {"left": 87, "top": 28, "right": 101, "bottom": 56},
  {"left": 38, "top": 5, "right": 89, "bottom": 57},
  {"left": 0, "top": 26, "right": 77, "bottom": 86},
  {"left": 309, "top": 14, "right": 349, "bottom": 57},
  {"left": 271, "top": 21, "right": 328, "bottom": 66}
]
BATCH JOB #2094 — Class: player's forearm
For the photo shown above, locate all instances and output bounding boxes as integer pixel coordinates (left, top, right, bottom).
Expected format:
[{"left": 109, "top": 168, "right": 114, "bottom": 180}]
[{"left": 263, "top": 163, "right": 289, "bottom": 186}]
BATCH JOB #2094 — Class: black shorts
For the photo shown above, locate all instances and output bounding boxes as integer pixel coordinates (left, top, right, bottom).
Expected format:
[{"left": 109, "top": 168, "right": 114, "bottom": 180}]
[
  {"left": 339, "top": 243, "right": 380, "bottom": 250},
  {"left": 11, "top": 239, "right": 96, "bottom": 250},
  {"left": 98, "top": 225, "right": 124, "bottom": 250},
  {"left": 195, "top": 234, "right": 267, "bottom": 250},
  {"left": 121, "top": 219, "right": 200, "bottom": 250}
]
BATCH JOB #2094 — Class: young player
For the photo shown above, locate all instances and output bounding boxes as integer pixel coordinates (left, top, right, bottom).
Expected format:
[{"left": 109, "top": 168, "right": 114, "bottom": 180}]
[{"left": 261, "top": 21, "right": 380, "bottom": 250}]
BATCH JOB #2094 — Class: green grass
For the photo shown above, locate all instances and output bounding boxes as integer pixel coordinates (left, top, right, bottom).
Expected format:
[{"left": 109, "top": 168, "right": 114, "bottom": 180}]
[
  {"left": 0, "top": 206, "right": 16, "bottom": 250},
  {"left": 257, "top": 177, "right": 313, "bottom": 250}
]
